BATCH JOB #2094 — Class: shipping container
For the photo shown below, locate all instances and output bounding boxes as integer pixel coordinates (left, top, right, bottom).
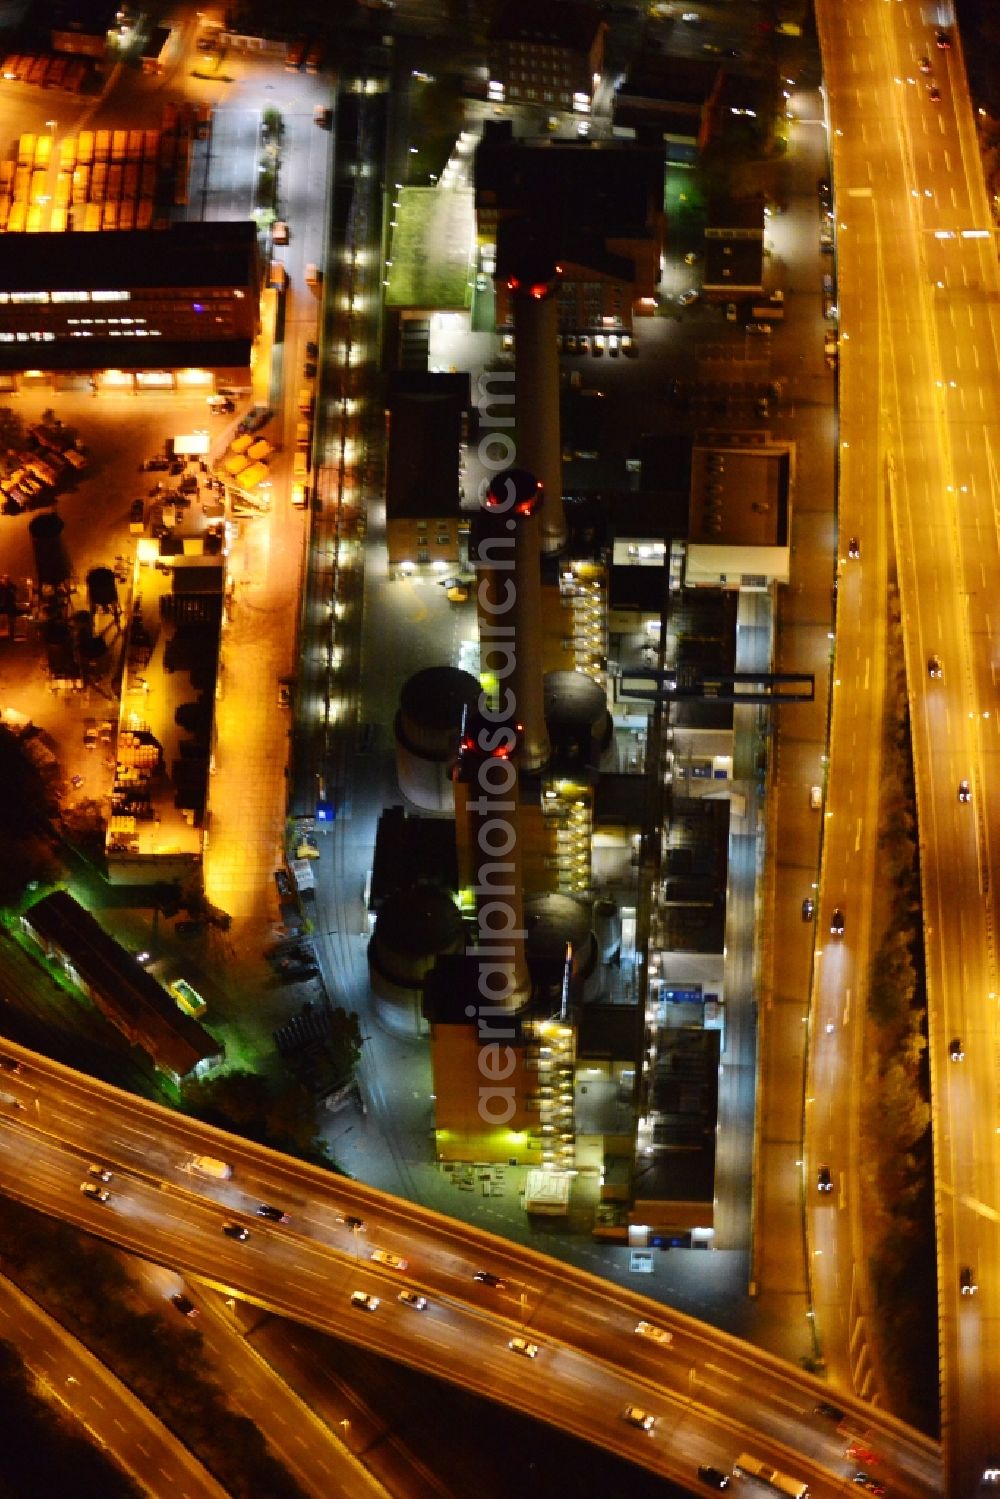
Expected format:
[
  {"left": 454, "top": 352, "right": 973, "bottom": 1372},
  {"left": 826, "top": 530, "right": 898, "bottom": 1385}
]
[
  {"left": 161, "top": 101, "right": 178, "bottom": 133},
  {"left": 49, "top": 205, "right": 67, "bottom": 232},
  {"left": 140, "top": 162, "right": 156, "bottom": 197},
  {"left": 46, "top": 57, "right": 67, "bottom": 88},
  {"left": 25, "top": 204, "right": 43, "bottom": 232},
  {"left": 13, "top": 166, "right": 30, "bottom": 201},
  {"left": 239, "top": 461, "right": 269, "bottom": 489},
  {"left": 127, "top": 129, "right": 143, "bottom": 161},
  {"left": 111, "top": 129, "right": 127, "bottom": 162},
  {"left": 107, "top": 164, "right": 122, "bottom": 200},
  {"left": 0, "top": 161, "right": 13, "bottom": 192},
  {"left": 6, "top": 201, "right": 25, "bottom": 232},
  {"left": 0, "top": 195, "right": 9, "bottom": 230},
  {"left": 118, "top": 198, "right": 135, "bottom": 231},
  {"left": 94, "top": 129, "right": 111, "bottom": 163},
  {"left": 58, "top": 136, "right": 76, "bottom": 172},
  {"left": 54, "top": 172, "right": 71, "bottom": 208},
  {"left": 142, "top": 129, "right": 159, "bottom": 162},
  {"left": 136, "top": 196, "right": 154, "bottom": 229},
  {"left": 83, "top": 201, "right": 101, "bottom": 231},
  {"left": 123, "top": 163, "right": 139, "bottom": 199},
  {"left": 224, "top": 453, "right": 249, "bottom": 476},
  {"left": 64, "top": 60, "right": 86, "bottom": 93},
  {"left": 101, "top": 200, "right": 118, "bottom": 230},
  {"left": 17, "top": 133, "right": 36, "bottom": 167},
  {"left": 33, "top": 134, "right": 51, "bottom": 170},
  {"left": 90, "top": 162, "right": 107, "bottom": 201},
  {"left": 29, "top": 169, "right": 46, "bottom": 204},
  {"left": 246, "top": 438, "right": 272, "bottom": 462},
  {"left": 77, "top": 130, "right": 94, "bottom": 165},
  {"left": 230, "top": 433, "right": 253, "bottom": 454},
  {"left": 71, "top": 165, "right": 89, "bottom": 203}
]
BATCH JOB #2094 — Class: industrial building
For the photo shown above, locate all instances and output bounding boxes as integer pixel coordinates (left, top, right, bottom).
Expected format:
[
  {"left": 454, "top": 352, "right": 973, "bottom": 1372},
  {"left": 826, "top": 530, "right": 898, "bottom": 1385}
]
[
  {"left": 476, "top": 125, "right": 665, "bottom": 325},
  {"left": 384, "top": 371, "right": 471, "bottom": 574},
  {"left": 0, "top": 223, "right": 261, "bottom": 382},
  {"left": 20, "top": 890, "right": 223, "bottom": 1082}
]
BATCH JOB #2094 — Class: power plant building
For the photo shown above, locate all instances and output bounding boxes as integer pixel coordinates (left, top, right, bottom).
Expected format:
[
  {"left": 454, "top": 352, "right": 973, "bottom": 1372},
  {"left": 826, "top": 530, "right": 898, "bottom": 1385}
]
[{"left": 385, "top": 371, "right": 470, "bottom": 575}]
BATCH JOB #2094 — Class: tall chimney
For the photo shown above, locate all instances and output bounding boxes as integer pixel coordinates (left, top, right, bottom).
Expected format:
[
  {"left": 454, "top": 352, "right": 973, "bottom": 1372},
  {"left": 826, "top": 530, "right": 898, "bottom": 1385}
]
[
  {"left": 507, "top": 252, "right": 567, "bottom": 555},
  {"left": 453, "top": 707, "right": 531, "bottom": 1013},
  {"left": 474, "top": 468, "right": 550, "bottom": 773}
]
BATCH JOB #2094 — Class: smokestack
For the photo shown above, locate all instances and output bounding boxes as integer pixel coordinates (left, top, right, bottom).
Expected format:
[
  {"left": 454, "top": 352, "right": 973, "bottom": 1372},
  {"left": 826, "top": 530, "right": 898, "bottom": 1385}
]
[
  {"left": 474, "top": 468, "right": 550, "bottom": 773},
  {"left": 453, "top": 707, "right": 531, "bottom": 1013},
  {"left": 507, "top": 252, "right": 567, "bottom": 555}
]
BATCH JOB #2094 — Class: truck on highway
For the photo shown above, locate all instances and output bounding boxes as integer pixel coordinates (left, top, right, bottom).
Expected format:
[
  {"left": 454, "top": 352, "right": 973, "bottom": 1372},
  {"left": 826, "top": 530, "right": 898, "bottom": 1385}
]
[{"left": 186, "top": 1154, "right": 232, "bottom": 1179}]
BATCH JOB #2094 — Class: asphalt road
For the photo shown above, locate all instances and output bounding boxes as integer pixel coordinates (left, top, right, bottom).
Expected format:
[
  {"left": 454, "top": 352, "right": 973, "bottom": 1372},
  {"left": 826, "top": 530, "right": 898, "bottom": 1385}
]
[
  {"left": 817, "top": 1, "right": 1000, "bottom": 1490},
  {"left": 0, "top": 1270, "right": 227, "bottom": 1499},
  {"left": 0, "top": 1044, "right": 941, "bottom": 1496}
]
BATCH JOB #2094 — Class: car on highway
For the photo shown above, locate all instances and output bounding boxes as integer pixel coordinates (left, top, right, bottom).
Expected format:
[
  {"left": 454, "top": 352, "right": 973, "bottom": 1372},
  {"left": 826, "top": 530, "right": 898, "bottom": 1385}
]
[
  {"left": 847, "top": 1445, "right": 880, "bottom": 1465},
  {"left": 88, "top": 1164, "right": 112, "bottom": 1182},
  {"left": 623, "top": 1406, "right": 656, "bottom": 1432},
  {"left": 918, "top": 54, "right": 932, "bottom": 73},
  {"left": 815, "top": 1401, "right": 845, "bottom": 1422},
  {"left": 958, "top": 779, "right": 971, "bottom": 802},
  {"left": 398, "top": 1290, "right": 427, "bottom": 1310},
  {"left": 371, "top": 1248, "right": 408, "bottom": 1272},
  {"left": 473, "top": 1271, "right": 507, "bottom": 1289},
  {"left": 351, "top": 1290, "right": 379, "bottom": 1312},
  {"left": 257, "top": 1204, "right": 290, "bottom": 1222},
  {"left": 678, "top": 289, "right": 699, "bottom": 307},
  {"left": 277, "top": 682, "right": 292, "bottom": 708},
  {"left": 949, "top": 1037, "right": 964, "bottom": 1062},
  {"left": 810, "top": 784, "right": 823, "bottom": 810},
  {"left": 927, "top": 84, "right": 941, "bottom": 101},
  {"left": 802, "top": 897, "right": 815, "bottom": 921},
  {"left": 935, "top": 28, "right": 951, "bottom": 48},
  {"left": 80, "top": 1182, "right": 110, "bottom": 1203},
  {"left": 170, "top": 1293, "right": 199, "bottom": 1318},
  {"left": 817, "top": 1165, "right": 833, "bottom": 1193},
  {"left": 222, "top": 1222, "right": 250, "bottom": 1241},
  {"left": 338, "top": 1215, "right": 367, "bottom": 1232},
  {"left": 698, "top": 1468, "right": 730, "bottom": 1491},
  {"left": 847, "top": 536, "right": 860, "bottom": 559},
  {"left": 960, "top": 1265, "right": 978, "bottom": 1295},
  {"left": 565, "top": 334, "right": 578, "bottom": 354},
  {"left": 578, "top": 334, "right": 590, "bottom": 355},
  {"left": 853, "top": 1477, "right": 885, "bottom": 1495},
  {"left": 830, "top": 909, "right": 845, "bottom": 937},
  {"left": 927, "top": 655, "right": 942, "bottom": 678},
  {"left": 508, "top": 1336, "right": 538, "bottom": 1358},
  {"left": 634, "top": 1320, "right": 672, "bottom": 1344},
  {"left": 0, "top": 1056, "right": 22, "bottom": 1074}
]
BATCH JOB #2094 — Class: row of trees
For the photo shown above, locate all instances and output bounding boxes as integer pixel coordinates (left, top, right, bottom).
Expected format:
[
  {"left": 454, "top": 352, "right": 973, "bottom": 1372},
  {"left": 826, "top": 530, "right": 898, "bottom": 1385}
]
[{"left": 861, "top": 588, "right": 938, "bottom": 1435}]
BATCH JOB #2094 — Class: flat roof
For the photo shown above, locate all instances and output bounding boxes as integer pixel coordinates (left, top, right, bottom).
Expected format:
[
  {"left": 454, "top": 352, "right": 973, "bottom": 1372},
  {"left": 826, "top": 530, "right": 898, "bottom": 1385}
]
[
  {"left": 0, "top": 223, "right": 259, "bottom": 293},
  {"left": 489, "top": 0, "right": 604, "bottom": 52},
  {"left": 0, "top": 339, "right": 253, "bottom": 375},
  {"left": 386, "top": 380, "right": 465, "bottom": 521},
  {"left": 476, "top": 137, "right": 664, "bottom": 240},
  {"left": 23, "top": 891, "right": 221, "bottom": 1077}
]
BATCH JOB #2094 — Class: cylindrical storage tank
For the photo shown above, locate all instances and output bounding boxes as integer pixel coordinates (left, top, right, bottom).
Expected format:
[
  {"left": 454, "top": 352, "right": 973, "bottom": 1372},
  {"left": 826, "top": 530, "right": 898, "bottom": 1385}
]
[
  {"left": 394, "top": 665, "right": 481, "bottom": 813},
  {"left": 368, "top": 886, "right": 466, "bottom": 1037},
  {"left": 525, "top": 892, "right": 599, "bottom": 1001},
  {"left": 543, "top": 669, "right": 612, "bottom": 769}
]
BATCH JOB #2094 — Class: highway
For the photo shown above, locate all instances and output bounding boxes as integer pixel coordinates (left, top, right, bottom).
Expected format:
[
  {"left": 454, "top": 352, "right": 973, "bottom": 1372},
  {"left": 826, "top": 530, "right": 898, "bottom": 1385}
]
[
  {"left": 0, "top": 1042, "right": 940, "bottom": 1496},
  {"left": 816, "top": 1, "right": 1000, "bottom": 1491},
  {"left": 0, "top": 1271, "right": 228, "bottom": 1499}
]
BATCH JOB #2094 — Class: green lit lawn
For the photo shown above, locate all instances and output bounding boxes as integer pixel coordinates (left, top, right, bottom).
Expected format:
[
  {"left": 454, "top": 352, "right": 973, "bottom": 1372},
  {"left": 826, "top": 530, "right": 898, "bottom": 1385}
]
[{"left": 385, "top": 187, "right": 474, "bottom": 310}]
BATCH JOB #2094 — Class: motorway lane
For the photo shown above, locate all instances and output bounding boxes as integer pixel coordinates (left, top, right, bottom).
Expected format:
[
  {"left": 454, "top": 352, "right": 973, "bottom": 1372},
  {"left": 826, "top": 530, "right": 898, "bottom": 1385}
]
[
  {"left": 0, "top": 1271, "right": 228, "bottom": 1499},
  {"left": 818, "top": 0, "right": 1000, "bottom": 1488},
  {"left": 0, "top": 1046, "right": 941, "bottom": 1495}
]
